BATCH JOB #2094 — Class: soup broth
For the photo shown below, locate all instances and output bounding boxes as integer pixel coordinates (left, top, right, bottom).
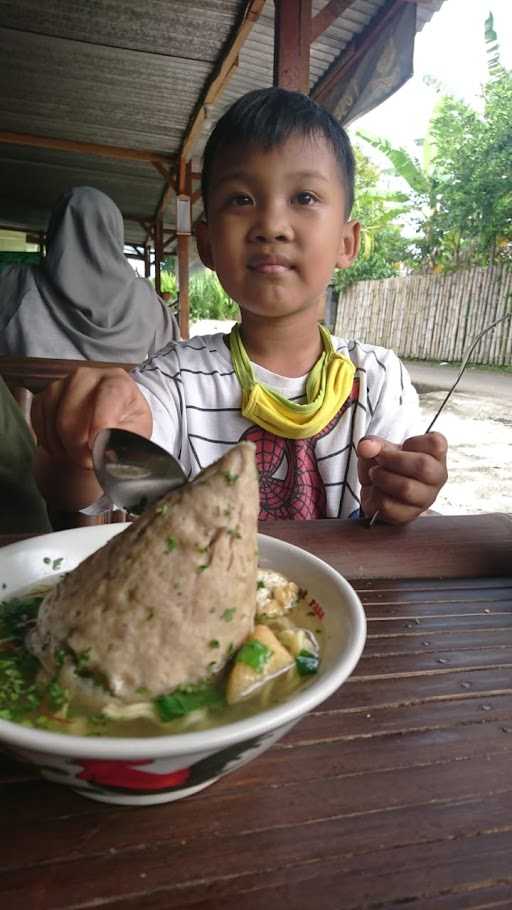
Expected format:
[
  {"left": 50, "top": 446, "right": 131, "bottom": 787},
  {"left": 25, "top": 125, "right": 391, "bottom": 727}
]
[{"left": 0, "top": 577, "right": 325, "bottom": 738}]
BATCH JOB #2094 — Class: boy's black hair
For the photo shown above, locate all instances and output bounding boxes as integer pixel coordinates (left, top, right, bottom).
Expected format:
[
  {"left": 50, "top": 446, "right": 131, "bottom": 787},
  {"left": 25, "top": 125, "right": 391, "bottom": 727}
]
[{"left": 201, "top": 87, "right": 356, "bottom": 219}]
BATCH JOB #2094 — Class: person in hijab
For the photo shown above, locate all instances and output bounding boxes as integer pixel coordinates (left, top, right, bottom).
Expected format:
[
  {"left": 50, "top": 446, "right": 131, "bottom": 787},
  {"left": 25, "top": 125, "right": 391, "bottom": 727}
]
[
  {"left": 0, "top": 375, "right": 51, "bottom": 534},
  {"left": 0, "top": 186, "right": 179, "bottom": 362}
]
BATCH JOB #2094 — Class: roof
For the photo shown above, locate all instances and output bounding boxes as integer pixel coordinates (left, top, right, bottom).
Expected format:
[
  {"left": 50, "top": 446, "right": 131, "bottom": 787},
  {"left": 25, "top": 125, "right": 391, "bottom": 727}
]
[{"left": 0, "top": 0, "right": 446, "bottom": 248}]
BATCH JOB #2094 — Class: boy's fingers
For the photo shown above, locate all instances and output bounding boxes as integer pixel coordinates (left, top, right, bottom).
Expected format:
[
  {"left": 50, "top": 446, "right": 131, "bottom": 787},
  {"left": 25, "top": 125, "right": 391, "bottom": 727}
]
[
  {"left": 368, "top": 466, "right": 437, "bottom": 508},
  {"left": 362, "top": 487, "right": 423, "bottom": 526},
  {"left": 87, "top": 371, "right": 152, "bottom": 447},
  {"left": 402, "top": 431, "right": 448, "bottom": 460},
  {"left": 32, "top": 368, "right": 150, "bottom": 469},
  {"left": 357, "top": 436, "right": 401, "bottom": 484},
  {"left": 369, "top": 448, "right": 447, "bottom": 487},
  {"left": 357, "top": 435, "right": 401, "bottom": 461}
]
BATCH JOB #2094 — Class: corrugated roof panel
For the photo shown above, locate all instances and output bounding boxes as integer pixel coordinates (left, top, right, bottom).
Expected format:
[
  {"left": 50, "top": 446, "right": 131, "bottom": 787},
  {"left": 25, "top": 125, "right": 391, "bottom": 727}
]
[
  {"left": 0, "top": 0, "right": 448, "bottom": 241},
  {"left": 1, "top": 28, "right": 208, "bottom": 152},
  {"left": 0, "top": 0, "right": 242, "bottom": 61}
]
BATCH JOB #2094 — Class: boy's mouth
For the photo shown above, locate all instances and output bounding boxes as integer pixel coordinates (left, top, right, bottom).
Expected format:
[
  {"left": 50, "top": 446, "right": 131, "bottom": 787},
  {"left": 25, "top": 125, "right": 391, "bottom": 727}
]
[{"left": 248, "top": 255, "right": 293, "bottom": 274}]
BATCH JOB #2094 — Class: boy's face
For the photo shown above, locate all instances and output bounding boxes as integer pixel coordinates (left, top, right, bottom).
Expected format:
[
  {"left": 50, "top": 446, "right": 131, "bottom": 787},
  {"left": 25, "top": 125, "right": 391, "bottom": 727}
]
[{"left": 196, "top": 133, "right": 359, "bottom": 326}]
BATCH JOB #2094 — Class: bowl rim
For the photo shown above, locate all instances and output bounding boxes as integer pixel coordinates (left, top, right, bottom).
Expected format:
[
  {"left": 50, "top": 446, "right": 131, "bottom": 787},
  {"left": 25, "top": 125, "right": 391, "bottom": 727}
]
[{"left": 0, "top": 529, "right": 366, "bottom": 760}]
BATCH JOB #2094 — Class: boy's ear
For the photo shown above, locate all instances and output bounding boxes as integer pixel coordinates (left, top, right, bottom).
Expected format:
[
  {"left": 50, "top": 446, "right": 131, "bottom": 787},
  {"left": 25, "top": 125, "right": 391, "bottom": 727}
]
[
  {"left": 196, "top": 220, "right": 215, "bottom": 270},
  {"left": 335, "top": 220, "right": 360, "bottom": 270}
]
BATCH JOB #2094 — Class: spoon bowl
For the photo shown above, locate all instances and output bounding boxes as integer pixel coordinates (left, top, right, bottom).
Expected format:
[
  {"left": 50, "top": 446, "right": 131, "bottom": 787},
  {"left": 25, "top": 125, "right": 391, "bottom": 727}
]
[{"left": 92, "top": 428, "right": 187, "bottom": 514}]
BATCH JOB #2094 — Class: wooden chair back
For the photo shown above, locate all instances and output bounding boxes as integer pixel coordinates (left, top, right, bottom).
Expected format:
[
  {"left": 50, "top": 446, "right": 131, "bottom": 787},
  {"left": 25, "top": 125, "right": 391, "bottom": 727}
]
[{"left": 0, "top": 355, "right": 135, "bottom": 422}]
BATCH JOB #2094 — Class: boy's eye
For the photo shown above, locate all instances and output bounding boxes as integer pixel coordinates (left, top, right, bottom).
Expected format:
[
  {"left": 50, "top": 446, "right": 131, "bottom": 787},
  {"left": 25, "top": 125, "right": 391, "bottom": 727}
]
[
  {"left": 294, "top": 192, "right": 318, "bottom": 206},
  {"left": 227, "top": 194, "right": 253, "bottom": 207}
]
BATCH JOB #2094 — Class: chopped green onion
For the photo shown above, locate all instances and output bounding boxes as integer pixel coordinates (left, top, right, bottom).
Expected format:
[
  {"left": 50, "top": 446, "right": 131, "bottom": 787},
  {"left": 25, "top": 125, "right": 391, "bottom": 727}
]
[
  {"left": 236, "top": 639, "right": 272, "bottom": 672},
  {"left": 295, "top": 650, "right": 319, "bottom": 676},
  {"left": 154, "top": 684, "right": 224, "bottom": 721}
]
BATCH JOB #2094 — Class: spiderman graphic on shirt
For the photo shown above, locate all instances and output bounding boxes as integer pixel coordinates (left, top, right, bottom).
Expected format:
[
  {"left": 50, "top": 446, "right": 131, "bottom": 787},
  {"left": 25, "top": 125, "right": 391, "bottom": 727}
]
[{"left": 241, "top": 378, "right": 359, "bottom": 520}]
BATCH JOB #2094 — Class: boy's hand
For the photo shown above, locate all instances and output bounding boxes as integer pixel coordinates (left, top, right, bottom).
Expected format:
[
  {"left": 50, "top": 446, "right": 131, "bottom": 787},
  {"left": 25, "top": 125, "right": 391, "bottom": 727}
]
[
  {"left": 32, "top": 367, "right": 152, "bottom": 469},
  {"left": 357, "top": 432, "right": 448, "bottom": 525}
]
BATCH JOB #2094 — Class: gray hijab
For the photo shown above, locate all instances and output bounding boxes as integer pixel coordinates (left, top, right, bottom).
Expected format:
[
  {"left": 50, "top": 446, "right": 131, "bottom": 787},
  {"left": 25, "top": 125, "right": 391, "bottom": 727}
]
[{"left": 0, "top": 186, "right": 179, "bottom": 362}]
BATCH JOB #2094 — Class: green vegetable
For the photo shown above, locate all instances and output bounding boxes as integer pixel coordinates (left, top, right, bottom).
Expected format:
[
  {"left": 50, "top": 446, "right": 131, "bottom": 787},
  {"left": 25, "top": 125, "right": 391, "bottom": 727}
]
[
  {"left": 47, "top": 678, "right": 69, "bottom": 711},
  {"left": 73, "top": 649, "right": 91, "bottom": 672},
  {"left": 257, "top": 580, "right": 266, "bottom": 590},
  {"left": 54, "top": 647, "right": 67, "bottom": 668},
  {"left": 222, "top": 471, "right": 239, "bottom": 485},
  {"left": 209, "top": 639, "right": 220, "bottom": 648},
  {"left": 0, "top": 651, "right": 42, "bottom": 721},
  {"left": 236, "top": 639, "right": 272, "bottom": 672},
  {"left": 154, "top": 684, "right": 224, "bottom": 721},
  {"left": 165, "top": 536, "right": 177, "bottom": 552},
  {"left": 0, "top": 596, "right": 44, "bottom": 643},
  {"left": 221, "top": 608, "right": 236, "bottom": 622},
  {"left": 295, "top": 650, "right": 320, "bottom": 676}
]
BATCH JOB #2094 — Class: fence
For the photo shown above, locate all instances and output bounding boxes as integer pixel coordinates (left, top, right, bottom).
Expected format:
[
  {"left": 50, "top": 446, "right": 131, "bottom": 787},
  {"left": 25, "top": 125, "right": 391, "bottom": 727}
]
[{"left": 334, "top": 264, "right": 512, "bottom": 366}]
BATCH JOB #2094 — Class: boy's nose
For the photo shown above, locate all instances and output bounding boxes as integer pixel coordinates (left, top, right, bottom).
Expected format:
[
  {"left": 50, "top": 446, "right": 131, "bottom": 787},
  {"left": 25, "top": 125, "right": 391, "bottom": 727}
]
[{"left": 248, "top": 206, "right": 293, "bottom": 243}]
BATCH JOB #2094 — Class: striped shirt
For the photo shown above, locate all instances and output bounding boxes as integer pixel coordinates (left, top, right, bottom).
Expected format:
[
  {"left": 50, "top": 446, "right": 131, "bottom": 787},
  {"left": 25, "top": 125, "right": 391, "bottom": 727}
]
[{"left": 133, "top": 332, "right": 421, "bottom": 520}]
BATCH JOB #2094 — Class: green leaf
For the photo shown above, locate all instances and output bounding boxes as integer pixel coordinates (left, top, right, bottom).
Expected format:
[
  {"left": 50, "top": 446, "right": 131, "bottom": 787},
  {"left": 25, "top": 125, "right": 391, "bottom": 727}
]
[
  {"left": 357, "top": 131, "right": 430, "bottom": 195},
  {"left": 236, "top": 639, "right": 272, "bottom": 672},
  {"left": 154, "top": 684, "right": 224, "bottom": 721}
]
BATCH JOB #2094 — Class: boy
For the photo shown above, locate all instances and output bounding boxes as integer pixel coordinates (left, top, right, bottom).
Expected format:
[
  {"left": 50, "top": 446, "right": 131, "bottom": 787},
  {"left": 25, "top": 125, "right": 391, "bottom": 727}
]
[{"left": 33, "top": 88, "right": 447, "bottom": 524}]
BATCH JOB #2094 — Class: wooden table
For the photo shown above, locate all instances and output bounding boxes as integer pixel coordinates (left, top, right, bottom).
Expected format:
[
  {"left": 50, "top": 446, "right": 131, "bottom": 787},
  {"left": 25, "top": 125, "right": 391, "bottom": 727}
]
[{"left": 2, "top": 515, "right": 512, "bottom": 909}]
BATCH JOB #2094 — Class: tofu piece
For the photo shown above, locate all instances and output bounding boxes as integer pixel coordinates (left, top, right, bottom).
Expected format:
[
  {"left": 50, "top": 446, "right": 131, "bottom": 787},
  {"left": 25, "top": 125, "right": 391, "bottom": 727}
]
[
  {"left": 226, "top": 624, "right": 295, "bottom": 704},
  {"left": 29, "top": 443, "right": 259, "bottom": 702}
]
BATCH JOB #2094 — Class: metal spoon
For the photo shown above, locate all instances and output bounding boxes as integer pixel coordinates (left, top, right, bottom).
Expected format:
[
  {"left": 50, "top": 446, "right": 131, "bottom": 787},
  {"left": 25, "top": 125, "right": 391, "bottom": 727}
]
[
  {"left": 92, "top": 428, "right": 187, "bottom": 514},
  {"left": 367, "top": 312, "right": 512, "bottom": 527}
]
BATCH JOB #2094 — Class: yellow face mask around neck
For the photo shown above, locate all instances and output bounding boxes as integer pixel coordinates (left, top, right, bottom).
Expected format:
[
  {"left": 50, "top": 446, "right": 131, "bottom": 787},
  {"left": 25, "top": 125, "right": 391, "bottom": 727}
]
[{"left": 229, "top": 323, "right": 356, "bottom": 439}]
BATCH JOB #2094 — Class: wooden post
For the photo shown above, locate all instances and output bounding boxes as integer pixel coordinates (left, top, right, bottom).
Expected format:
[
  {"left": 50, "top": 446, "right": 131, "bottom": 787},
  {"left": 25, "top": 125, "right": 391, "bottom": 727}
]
[
  {"left": 273, "top": 0, "right": 312, "bottom": 92},
  {"left": 177, "top": 158, "right": 192, "bottom": 340},
  {"left": 143, "top": 243, "right": 151, "bottom": 278},
  {"left": 154, "top": 217, "right": 163, "bottom": 297}
]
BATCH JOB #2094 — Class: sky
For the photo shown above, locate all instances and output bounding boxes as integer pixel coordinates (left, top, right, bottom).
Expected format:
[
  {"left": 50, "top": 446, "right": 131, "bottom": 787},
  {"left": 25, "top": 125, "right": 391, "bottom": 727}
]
[{"left": 350, "top": 0, "right": 512, "bottom": 159}]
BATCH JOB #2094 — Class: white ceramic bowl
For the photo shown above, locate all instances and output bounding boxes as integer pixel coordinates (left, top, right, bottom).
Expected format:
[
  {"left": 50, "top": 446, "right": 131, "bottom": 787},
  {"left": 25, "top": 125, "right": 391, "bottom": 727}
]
[{"left": 0, "top": 525, "right": 366, "bottom": 806}]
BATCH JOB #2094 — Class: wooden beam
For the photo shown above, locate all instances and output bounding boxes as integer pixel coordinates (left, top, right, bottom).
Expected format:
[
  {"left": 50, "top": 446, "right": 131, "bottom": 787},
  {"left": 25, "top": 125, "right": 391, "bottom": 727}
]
[
  {"left": 152, "top": 160, "right": 176, "bottom": 186},
  {"left": 311, "top": 0, "right": 354, "bottom": 43},
  {"left": 163, "top": 231, "right": 177, "bottom": 250},
  {"left": 312, "top": 0, "right": 408, "bottom": 107},
  {"left": 0, "top": 131, "right": 174, "bottom": 167},
  {"left": 177, "top": 159, "right": 192, "bottom": 340},
  {"left": 179, "top": 0, "right": 266, "bottom": 164},
  {"left": 144, "top": 244, "right": 151, "bottom": 278},
  {"left": 154, "top": 216, "right": 164, "bottom": 296},
  {"left": 274, "top": 0, "right": 312, "bottom": 92}
]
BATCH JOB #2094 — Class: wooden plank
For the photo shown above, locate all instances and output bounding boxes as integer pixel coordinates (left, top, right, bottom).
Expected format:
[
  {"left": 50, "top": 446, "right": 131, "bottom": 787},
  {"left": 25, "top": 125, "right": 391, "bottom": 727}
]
[
  {"left": 261, "top": 514, "right": 512, "bottom": 580},
  {"left": 273, "top": 0, "right": 312, "bottom": 92},
  {"left": 3, "top": 764, "right": 512, "bottom": 909},
  {"left": 180, "top": 0, "right": 266, "bottom": 164},
  {"left": 0, "top": 130, "right": 172, "bottom": 167},
  {"left": 1, "top": 542, "right": 512, "bottom": 908},
  {"left": 311, "top": 0, "right": 354, "bottom": 43},
  {"left": 0, "top": 356, "right": 135, "bottom": 395}
]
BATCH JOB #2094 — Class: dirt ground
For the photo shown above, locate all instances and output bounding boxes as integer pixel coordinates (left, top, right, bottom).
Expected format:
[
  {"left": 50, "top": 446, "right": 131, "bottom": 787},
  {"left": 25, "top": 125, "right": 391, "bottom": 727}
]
[{"left": 419, "top": 390, "right": 512, "bottom": 516}]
